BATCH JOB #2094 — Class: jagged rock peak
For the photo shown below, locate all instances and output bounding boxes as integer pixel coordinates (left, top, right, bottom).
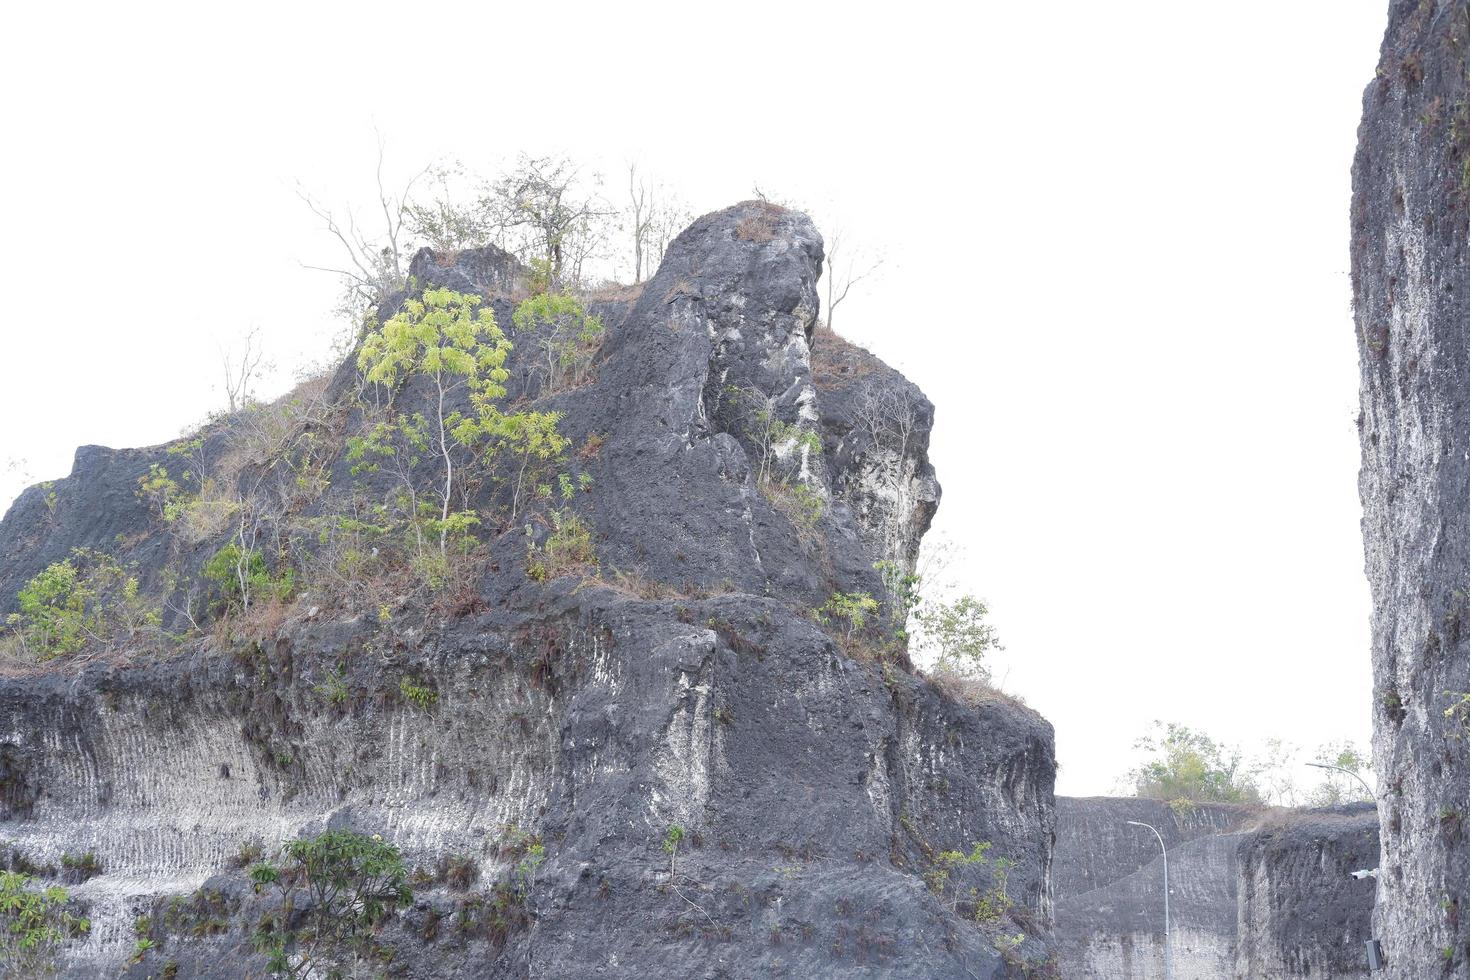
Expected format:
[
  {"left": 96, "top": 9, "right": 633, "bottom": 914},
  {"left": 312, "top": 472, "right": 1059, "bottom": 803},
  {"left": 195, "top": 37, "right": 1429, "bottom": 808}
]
[{"left": 0, "top": 202, "right": 1054, "bottom": 978}]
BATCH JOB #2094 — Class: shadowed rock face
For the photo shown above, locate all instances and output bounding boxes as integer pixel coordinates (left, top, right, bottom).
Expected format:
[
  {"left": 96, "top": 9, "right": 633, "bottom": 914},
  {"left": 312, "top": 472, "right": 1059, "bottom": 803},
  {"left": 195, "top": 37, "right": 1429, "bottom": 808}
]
[
  {"left": 1053, "top": 798, "right": 1377, "bottom": 979},
  {"left": 0, "top": 202, "right": 1055, "bottom": 978},
  {"left": 1352, "top": 2, "right": 1470, "bottom": 975}
]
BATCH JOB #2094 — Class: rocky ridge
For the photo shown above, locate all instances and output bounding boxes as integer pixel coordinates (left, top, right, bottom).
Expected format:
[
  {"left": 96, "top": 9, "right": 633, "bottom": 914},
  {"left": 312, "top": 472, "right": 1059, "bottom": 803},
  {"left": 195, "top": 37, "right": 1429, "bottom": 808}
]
[{"left": 0, "top": 203, "right": 1056, "bottom": 978}]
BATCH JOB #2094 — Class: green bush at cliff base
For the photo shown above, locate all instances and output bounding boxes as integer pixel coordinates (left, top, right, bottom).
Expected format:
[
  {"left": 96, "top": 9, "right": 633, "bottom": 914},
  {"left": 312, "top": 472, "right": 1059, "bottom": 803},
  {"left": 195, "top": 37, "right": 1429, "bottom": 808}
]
[
  {"left": 0, "top": 870, "right": 89, "bottom": 978},
  {"left": 249, "top": 830, "right": 411, "bottom": 979}
]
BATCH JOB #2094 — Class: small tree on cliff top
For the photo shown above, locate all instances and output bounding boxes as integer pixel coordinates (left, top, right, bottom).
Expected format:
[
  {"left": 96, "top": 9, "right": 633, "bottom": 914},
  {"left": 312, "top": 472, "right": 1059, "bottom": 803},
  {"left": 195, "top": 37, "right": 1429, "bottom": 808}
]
[{"left": 1128, "top": 722, "right": 1262, "bottom": 804}]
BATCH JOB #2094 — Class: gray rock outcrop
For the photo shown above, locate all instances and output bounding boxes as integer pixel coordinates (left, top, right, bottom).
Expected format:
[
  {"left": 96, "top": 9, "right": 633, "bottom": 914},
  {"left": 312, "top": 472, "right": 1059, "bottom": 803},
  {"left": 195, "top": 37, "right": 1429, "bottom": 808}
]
[
  {"left": 0, "top": 203, "right": 1056, "bottom": 978},
  {"left": 1352, "top": 0, "right": 1470, "bottom": 974}
]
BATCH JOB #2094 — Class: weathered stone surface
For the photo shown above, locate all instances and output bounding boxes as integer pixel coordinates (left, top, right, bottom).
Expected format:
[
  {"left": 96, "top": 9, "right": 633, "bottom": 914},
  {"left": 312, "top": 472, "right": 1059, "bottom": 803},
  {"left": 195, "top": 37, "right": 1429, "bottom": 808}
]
[
  {"left": 1053, "top": 797, "right": 1377, "bottom": 979},
  {"left": 1352, "top": 1, "right": 1470, "bottom": 975},
  {"left": 0, "top": 202, "right": 1057, "bottom": 977},
  {"left": 1235, "top": 807, "right": 1379, "bottom": 980}
]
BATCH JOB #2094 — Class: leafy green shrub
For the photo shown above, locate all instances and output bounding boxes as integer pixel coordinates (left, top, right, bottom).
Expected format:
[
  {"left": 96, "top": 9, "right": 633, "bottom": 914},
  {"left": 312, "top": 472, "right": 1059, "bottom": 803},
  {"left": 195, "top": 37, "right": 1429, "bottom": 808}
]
[
  {"left": 914, "top": 595, "right": 1002, "bottom": 680},
  {"left": 398, "top": 677, "right": 437, "bottom": 711},
  {"left": 249, "top": 830, "right": 411, "bottom": 979},
  {"left": 815, "top": 592, "right": 880, "bottom": 644},
  {"left": 661, "top": 824, "right": 686, "bottom": 877},
  {"left": 204, "top": 543, "right": 294, "bottom": 614},
  {"left": 0, "top": 870, "right": 89, "bottom": 978},
  {"left": 59, "top": 852, "right": 100, "bottom": 883},
  {"left": 488, "top": 411, "right": 570, "bottom": 519},
  {"left": 314, "top": 669, "right": 349, "bottom": 707},
  {"left": 356, "top": 287, "right": 511, "bottom": 557},
  {"left": 761, "top": 479, "right": 825, "bottom": 544},
  {"left": 511, "top": 293, "right": 605, "bottom": 392},
  {"left": 920, "top": 840, "right": 1014, "bottom": 924},
  {"left": 1128, "top": 722, "right": 1262, "bottom": 804},
  {"left": 135, "top": 464, "right": 185, "bottom": 522},
  {"left": 4, "top": 550, "right": 160, "bottom": 661},
  {"left": 526, "top": 510, "right": 597, "bottom": 582},
  {"left": 349, "top": 285, "right": 579, "bottom": 559}
]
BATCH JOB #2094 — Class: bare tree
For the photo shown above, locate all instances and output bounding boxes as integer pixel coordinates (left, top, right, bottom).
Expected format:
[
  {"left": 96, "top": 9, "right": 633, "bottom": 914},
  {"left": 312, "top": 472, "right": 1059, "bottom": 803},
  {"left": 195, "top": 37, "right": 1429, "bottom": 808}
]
[
  {"left": 625, "top": 163, "right": 693, "bottom": 283},
  {"left": 220, "top": 327, "right": 272, "bottom": 413},
  {"left": 483, "top": 155, "right": 615, "bottom": 290},
  {"left": 298, "top": 136, "right": 427, "bottom": 318},
  {"left": 823, "top": 228, "right": 884, "bottom": 332},
  {"left": 628, "top": 164, "right": 652, "bottom": 283},
  {"left": 405, "top": 161, "right": 493, "bottom": 253}
]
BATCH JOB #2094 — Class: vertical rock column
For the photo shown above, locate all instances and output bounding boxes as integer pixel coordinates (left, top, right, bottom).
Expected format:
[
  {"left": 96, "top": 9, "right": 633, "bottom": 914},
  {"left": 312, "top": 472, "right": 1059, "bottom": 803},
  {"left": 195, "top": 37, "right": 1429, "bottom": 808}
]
[{"left": 1353, "top": 1, "right": 1470, "bottom": 974}]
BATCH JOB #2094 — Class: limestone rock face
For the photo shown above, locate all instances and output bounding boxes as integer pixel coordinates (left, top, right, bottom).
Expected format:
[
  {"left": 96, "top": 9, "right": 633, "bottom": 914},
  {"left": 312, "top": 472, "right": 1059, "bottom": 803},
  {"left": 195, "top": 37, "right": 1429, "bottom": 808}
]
[
  {"left": 1052, "top": 797, "right": 1377, "bottom": 979},
  {"left": 1352, "top": 2, "right": 1470, "bottom": 974},
  {"left": 0, "top": 202, "right": 1055, "bottom": 978}
]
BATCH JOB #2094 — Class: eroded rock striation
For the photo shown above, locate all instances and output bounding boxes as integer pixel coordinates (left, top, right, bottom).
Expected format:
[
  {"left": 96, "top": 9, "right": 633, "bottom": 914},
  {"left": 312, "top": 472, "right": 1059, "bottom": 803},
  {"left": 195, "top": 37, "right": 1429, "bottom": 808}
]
[
  {"left": 1353, "top": 1, "right": 1470, "bottom": 975},
  {"left": 0, "top": 203, "right": 1055, "bottom": 978},
  {"left": 1053, "top": 797, "right": 1377, "bottom": 979}
]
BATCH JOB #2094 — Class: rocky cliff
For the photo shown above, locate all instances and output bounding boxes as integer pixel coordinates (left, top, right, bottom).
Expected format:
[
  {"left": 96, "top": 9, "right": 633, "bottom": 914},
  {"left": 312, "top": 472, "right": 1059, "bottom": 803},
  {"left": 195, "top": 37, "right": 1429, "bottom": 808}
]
[
  {"left": 1352, "top": 1, "right": 1470, "bottom": 975},
  {"left": 0, "top": 203, "right": 1056, "bottom": 978},
  {"left": 1053, "top": 797, "right": 1377, "bottom": 979}
]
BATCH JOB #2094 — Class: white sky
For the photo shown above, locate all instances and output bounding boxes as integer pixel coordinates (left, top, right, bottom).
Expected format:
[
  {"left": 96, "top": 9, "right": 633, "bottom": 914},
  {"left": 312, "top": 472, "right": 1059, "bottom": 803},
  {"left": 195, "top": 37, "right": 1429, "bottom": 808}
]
[{"left": 0, "top": 1, "right": 1387, "bottom": 796}]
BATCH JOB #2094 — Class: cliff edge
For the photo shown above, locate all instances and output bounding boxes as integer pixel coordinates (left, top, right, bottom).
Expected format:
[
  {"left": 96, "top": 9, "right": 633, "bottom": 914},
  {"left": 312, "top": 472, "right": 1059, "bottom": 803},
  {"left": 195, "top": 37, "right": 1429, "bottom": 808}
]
[{"left": 0, "top": 203, "right": 1056, "bottom": 978}]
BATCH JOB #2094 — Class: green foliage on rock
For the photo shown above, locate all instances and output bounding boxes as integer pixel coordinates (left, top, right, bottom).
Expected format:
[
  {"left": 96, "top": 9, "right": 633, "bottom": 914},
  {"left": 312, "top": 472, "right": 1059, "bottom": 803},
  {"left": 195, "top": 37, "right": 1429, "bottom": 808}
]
[
  {"left": 511, "top": 292, "right": 604, "bottom": 393},
  {"left": 815, "top": 592, "right": 880, "bottom": 643},
  {"left": 135, "top": 464, "right": 185, "bottom": 522},
  {"left": 0, "top": 870, "right": 89, "bottom": 979},
  {"left": 4, "top": 550, "right": 160, "bottom": 661},
  {"left": 482, "top": 409, "right": 569, "bottom": 519},
  {"left": 249, "top": 830, "right": 411, "bottom": 979},
  {"left": 526, "top": 509, "right": 597, "bottom": 582},
  {"left": 356, "top": 287, "right": 511, "bottom": 557},
  {"left": 398, "top": 676, "right": 437, "bottom": 711},
  {"left": 204, "top": 543, "right": 294, "bottom": 614}
]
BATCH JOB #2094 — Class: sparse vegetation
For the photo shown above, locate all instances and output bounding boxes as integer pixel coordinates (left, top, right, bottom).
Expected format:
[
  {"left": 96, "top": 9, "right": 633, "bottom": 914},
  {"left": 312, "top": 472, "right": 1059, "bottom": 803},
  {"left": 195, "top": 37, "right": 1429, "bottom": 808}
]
[
  {"left": 204, "top": 542, "right": 294, "bottom": 616},
  {"left": 1128, "top": 722, "right": 1262, "bottom": 805},
  {"left": 0, "top": 871, "right": 89, "bottom": 978},
  {"left": 248, "top": 830, "right": 411, "bottom": 979},
  {"left": 398, "top": 676, "right": 438, "bottom": 711},
  {"left": 2, "top": 550, "right": 161, "bottom": 662},
  {"left": 761, "top": 479, "right": 825, "bottom": 545},
  {"left": 58, "top": 852, "right": 100, "bottom": 883},
  {"left": 354, "top": 286, "right": 511, "bottom": 559},
  {"left": 135, "top": 464, "right": 184, "bottom": 522},
  {"left": 1446, "top": 690, "right": 1470, "bottom": 736},
  {"left": 815, "top": 592, "right": 880, "bottom": 644},
  {"left": 511, "top": 292, "right": 604, "bottom": 393},
  {"left": 526, "top": 509, "right": 597, "bottom": 582},
  {"left": 921, "top": 840, "right": 1015, "bottom": 925},
  {"left": 914, "top": 595, "right": 1003, "bottom": 681}
]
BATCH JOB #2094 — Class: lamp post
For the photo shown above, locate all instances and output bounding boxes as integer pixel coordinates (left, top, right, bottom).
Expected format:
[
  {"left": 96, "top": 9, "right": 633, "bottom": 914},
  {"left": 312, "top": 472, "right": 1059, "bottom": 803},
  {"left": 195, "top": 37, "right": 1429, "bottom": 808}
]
[
  {"left": 1305, "top": 762, "right": 1384, "bottom": 971},
  {"left": 1127, "top": 820, "right": 1172, "bottom": 980}
]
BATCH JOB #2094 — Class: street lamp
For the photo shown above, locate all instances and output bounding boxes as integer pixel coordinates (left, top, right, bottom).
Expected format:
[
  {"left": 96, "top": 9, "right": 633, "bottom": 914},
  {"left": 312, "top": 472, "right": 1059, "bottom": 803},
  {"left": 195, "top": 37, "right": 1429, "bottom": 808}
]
[
  {"left": 1305, "top": 762, "right": 1384, "bottom": 971},
  {"left": 1126, "top": 820, "right": 1172, "bottom": 980}
]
